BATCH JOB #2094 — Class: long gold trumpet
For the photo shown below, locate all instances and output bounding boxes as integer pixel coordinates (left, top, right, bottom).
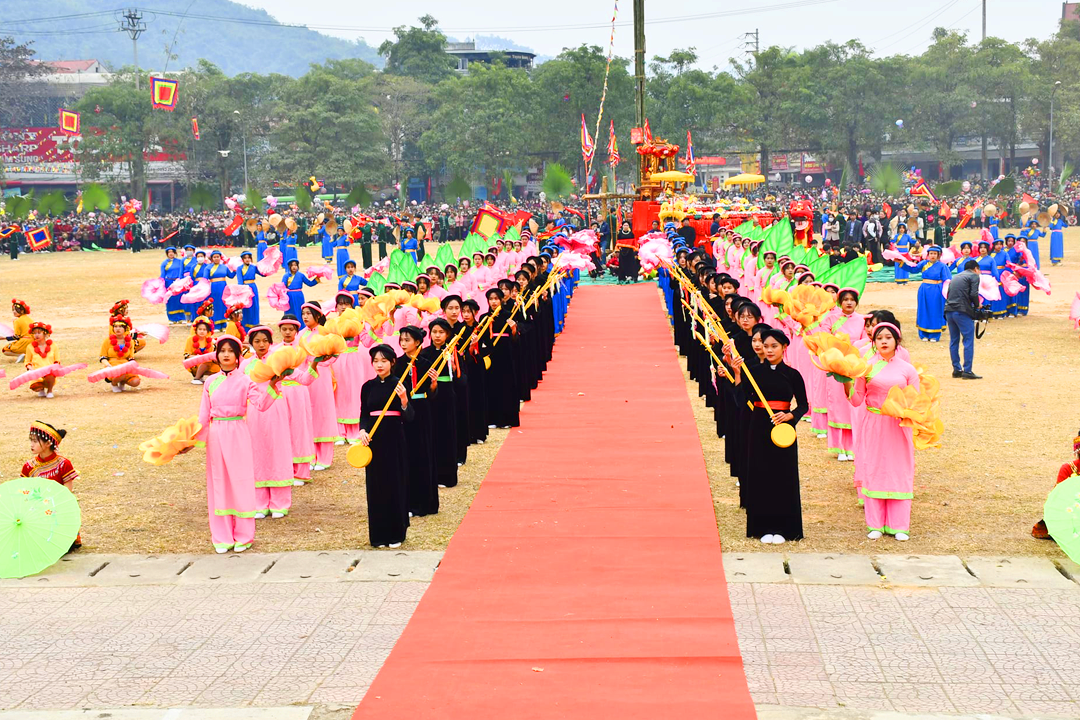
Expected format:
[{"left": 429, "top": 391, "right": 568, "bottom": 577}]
[{"left": 346, "top": 355, "right": 417, "bottom": 468}]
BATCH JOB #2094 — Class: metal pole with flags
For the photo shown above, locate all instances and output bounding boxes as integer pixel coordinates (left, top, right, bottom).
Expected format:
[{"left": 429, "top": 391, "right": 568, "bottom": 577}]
[{"left": 685, "top": 129, "right": 696, "bottom": 178}]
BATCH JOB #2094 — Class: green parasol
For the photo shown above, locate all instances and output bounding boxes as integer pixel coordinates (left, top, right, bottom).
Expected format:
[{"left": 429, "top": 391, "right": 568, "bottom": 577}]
[
  {"left": 460, "top": 232, "right": 487, "bottom": 258},
  {"left": 0, "top": 478, "right": 81, "bottom": 579},
  {"left": 1045, "top": 475, "right": 1080, "bottom": 563}
]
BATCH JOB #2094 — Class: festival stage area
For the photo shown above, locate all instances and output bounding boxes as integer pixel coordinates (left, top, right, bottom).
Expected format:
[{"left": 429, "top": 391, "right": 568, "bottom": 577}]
[{"left": 353, "top": 283, "right": 756, "bottom": 719}]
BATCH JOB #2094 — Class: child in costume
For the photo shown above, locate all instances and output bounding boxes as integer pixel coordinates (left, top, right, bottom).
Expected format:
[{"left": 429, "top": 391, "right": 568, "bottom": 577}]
[
  {"left": 98, "top": 316, "right": 143, "bottom": 392},
  {"left": 184, "top": 316, "right": 219, "bottom": 384},
  {"left": 189, "top": 336, "right": 282, "bottom": 553},
  {"left": 24, "top": 322, "right": 59, "bottom": 398},
  {"left": 223, "top": 306, "right": 247, "bottom": 345},
  {"left": 3, "top": 298, "right": 34, "bottom": 361},
  {"left": 22, "top": 420, "right": 81, "bottom": 549},
  {"left": 1032, "top": 431, "right": 1080, "bottom": 539}
]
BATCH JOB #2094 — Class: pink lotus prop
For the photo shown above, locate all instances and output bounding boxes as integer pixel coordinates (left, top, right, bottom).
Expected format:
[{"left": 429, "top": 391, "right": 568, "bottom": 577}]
[
  {"left": 999, "top": 270, "right": 1023, "bottom": 297},
  {"left": 180, "top": 279, "right": 211, "bottom": 304},
  {"left": 306, "top": 265, "right": 333, "bottom": 283},
  {"left": 141, "top": 278, "right": 168, "bottom": 305},
  {"left": 167, "top": 276, "right": 194, "bottom": 297},
  {"left": 257, "top": 246, "right": 283, "bottom": 276},
  {"left": 223, "top": 284, "right": 254, "bottom": 309},
  {"left": 226, "top": 256, "right": 243, "bottom": 272},
  {"left": 266, "top": 283, "right": 290, "bottom": 311}
]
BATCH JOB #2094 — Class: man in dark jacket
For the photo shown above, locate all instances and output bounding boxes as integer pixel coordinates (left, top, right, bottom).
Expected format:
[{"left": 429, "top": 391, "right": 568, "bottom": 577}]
[{"left": 944, "top": 259, "right": 981, "bottom": 379}]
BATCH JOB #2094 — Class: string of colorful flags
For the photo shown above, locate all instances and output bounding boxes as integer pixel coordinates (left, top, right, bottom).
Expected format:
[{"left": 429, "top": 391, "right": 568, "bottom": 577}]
[{"left": 582, "top": 0, "right": 619, "bottom": 185}]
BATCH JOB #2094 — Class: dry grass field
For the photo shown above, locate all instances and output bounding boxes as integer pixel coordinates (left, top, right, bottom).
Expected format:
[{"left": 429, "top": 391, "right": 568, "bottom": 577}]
[
  {"left": 3, "top": 227, "right": 1078, "bottom": 558},
  {"left": 696, "top": 226, "right": 1080, "bottom": 557},
  {"left": 0, "top": 241, "right": 508, "bottom": 554}
]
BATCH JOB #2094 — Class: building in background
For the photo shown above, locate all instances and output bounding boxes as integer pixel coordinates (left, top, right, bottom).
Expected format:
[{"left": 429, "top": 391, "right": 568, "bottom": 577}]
[{"left": 446, "top": 42, "right": 535, "bottom": 73}]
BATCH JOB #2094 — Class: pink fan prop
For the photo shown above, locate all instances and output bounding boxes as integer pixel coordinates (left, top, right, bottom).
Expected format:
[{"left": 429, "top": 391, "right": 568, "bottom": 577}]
[
  {"left": 939, "top": 246, "right": 960, "bottom": 265},
  {"left": 223, "top": 284, "right": 254, "bottom": 309},
  {"left": 882, "top": 247, "right": 918, "bottom": 267},
  {"left": 134, "top": 366, "right": 169, "bottom": 380},
  {"left": 87, "top": 361, "right": 136, "bottom": 383},
  {"left": 0, "top": 323, "right": 13, "bottom": 337},
  {"left": 180, "top": 279, "right": 211, "bottom": 304},
  {"left": 257, "top": 246, "right": 282, "bottom": 276},
  {"left": 362, "top": 257, "right": 390, "bottom": 279},
  {"left": 306, "top": 265, "right": 333, "bottom": 283},
  {"left": 266, "top": 283, "right": 290, "bottom": 311},
  {"left": 167, "top": 276, "right": 194, "bottom": 297},
  {"left": 978, "top": 274, "right": 1001, "bottom": 302},
  {"left": 226, "top": 256, "right": 243, "bottom": 272},
  {"left": 999, "top": 270, "right": 1023, "bottom": 297},
  {"left": 9, "top": 363, "right": 88, "bottom": 390},
  {"left": 0, "top": 369, "right": 5, "bottom": 379},
  {"left": 1071, "top": 292, "right": 1080, "bottom": 329},
  {"left": 183, "top": 352, "right": 218, "bottom": 370},
  {"left": 141, "top": 277, "right": 168, "bottom": 305},
  {"left": 136, "top": 324, "right": 170, "bottom": 344}
]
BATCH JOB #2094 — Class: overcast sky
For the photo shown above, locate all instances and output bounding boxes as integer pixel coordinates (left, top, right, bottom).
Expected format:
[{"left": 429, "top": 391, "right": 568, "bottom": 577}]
[{"left": 254, "top": 0, "right": 1064, "bottom": 69}]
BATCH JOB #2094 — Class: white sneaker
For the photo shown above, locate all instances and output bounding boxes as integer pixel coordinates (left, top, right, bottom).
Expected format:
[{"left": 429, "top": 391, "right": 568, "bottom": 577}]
[
  {"left": 215, "top": 546, "right": 230, "bottom": 554},
  {"left": 37, "top": 390, "right": 46, "bottom": 397},
  {"left": 233, "top": 544, "right": 249, "bottom": 553},
  {"left": 313, "top": 464, "right": 329, "bottom": 471},
  {"left": 334, "top": 439, "right": 345, "bottom": 446},
  {"left": 477, "top": 439, "right": 485, "bottom": 444},
  {"left": 293, "top": 480, "right": 305, "bottom": 486},
  {"left": 388, "top": 542, "right": 402, "bottom": 549},
  {"left": 46, "top": 392, "right": 53, "bottom": 398},
  {"left": 438, "top": 484, "right": 448, "bottom": 489},
  {"left": 408, "top": 512, "right": 414, "bottom": 518},
  {"left": 271, "top": 512, "right": 285, "bottom": 519},
  {"left": 15, "top": 354, "right": 24, "bottom": 363},
  {"left": 111, "top": 385, "right": 122, "bottom": 393},
  {"left": 253, "top": 512, "right": 266, "bottom": 519},
  {"left": 922, "top": 338, "right": 929, "bottom": 342},
  {"left": 457, "top": 462, "right": 464, "bottom": 467},
  {"left": 761, "top": 534, "right": 775, "bottom": 544},
  {"left": 488, "top": 424, "right": 497, "bottom": 429},
  {"left": 816, "top": 434, "right": 826, "bottom": 440},
  {"left": 191, "top": 379, "right": 203, "bottom": 385},
  {"left": 867, "top": 530, "right": 883, "bottom": 540},
  {"left": 771, "top": 535, "right": 786, "bottom": 545},
  {"left": 894, "top": 532, "right": 910, "bottom": 541}
]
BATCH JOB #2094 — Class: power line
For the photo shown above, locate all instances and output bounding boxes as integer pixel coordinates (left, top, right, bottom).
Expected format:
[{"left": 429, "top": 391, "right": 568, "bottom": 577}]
[
  {"left": 870, "top": 0, "right": 961, "bottom": 48},
  {"left": 0, "top": 11, "right": 117, "bottom": 26},
  {"left": 6, "top": 0, "right": 836, "bottom": 36},
  {"left": 876, "top": 0, "right": 964, "bottom": 53}
]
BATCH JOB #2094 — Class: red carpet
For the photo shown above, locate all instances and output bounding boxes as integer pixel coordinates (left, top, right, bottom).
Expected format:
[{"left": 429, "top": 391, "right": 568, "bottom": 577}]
[{"left": 354, "top": 284, "right": 756, "bottom": 719}]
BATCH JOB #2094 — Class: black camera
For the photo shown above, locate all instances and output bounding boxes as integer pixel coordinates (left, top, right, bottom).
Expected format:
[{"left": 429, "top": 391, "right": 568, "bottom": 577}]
[{"left": 974, "top": 307, "right": 991, "bottom": 338}]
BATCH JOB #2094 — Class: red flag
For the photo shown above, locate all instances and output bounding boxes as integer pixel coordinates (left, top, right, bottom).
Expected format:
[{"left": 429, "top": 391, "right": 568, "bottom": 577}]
[
  {"left": 882, "top": 202, "right": 892, "bottom": 219},
  {"left": 643, "top": 119, "right": 653, "bottom": 145},
  {"left": 117, "top": 211, "right": 137, "bottom": 228},
  {"left": 684, "top": 129, "right": 696, "bottom": 176},
  {"left": 607, "top": 120, "right": 620, "bottom": 167},
  {"left": 580, "top": 114, "right": 595, "bottom": 163},
  {"left": 191, "top": 117, "right": 200, "bottom": 140},
  {"left": 224, "top": 214, "right": 244, "bottom": 236},
  {"left": 1022, "top": 193, "right": 1036, "bottom": 205}
]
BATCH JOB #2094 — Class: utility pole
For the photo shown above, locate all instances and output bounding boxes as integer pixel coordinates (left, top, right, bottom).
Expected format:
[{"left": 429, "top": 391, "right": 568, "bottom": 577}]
[
  {"left": 982, "top": 0, "right": 986, "bottom": 41},
  {"left": 979, "top": 2, "right": 987, "bottom": 178},
  {"left": 119, "top": 9, "right": 147, "bottom": 90},
  {"left": 742, "top": 29, "right": 760, "bottom": 58},
  {"left": 633, "top": 0, "right": 646, "bottom": 185}
]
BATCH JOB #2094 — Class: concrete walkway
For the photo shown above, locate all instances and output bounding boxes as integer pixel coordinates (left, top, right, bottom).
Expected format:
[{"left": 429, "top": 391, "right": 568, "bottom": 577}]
[{"left": 1, "top": 551, "right": 1077, "bottom": 718}]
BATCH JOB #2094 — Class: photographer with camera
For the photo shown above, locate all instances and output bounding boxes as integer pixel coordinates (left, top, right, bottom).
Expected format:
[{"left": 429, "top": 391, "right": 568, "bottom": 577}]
[{"left": 944, "top": 259, "right": 982, "bottom": 379}]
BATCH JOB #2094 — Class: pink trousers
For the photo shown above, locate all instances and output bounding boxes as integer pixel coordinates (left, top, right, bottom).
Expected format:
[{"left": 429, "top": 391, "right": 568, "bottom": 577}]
[
  {"left": 864, "top": 498, "right": 911, "bottom": 534},
  {"left": 315, "top": 441, "right": 334, "bottom": 467},
  {"left": 255, "top": 487, "right": 292, "bottom": 514},
  {"left": 340, "top": 423, "right": 361, "bottom": 442},
  {"left": 209, "top": 514, "right": 255, "bottom": 551},
  {"left": 293, "top": 462, "right": 311, "bottom": 482},
  {"left": 828, "top": 426, "right": 854, "bottom": 455}
]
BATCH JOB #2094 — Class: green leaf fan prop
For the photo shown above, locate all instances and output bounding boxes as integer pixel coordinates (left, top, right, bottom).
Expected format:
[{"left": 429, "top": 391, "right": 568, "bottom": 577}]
[
  {"left": 434, "top": 243, "right": 457, "bottom": 270},
  {"left": 366, "top": 270, "right": 387, "bottom": 295},
  {"left": 80, "top": 183, "right": 111, "bottom": 212},
  {"left": 990, "top": 176, "right": 1016, "bottom": 197},
  {"left": 867, "top": 163, "right": 903, "bottom": 197},
  {"left": 345, "top": 184, "right": 372, "bottom": 208},
  {"left": 5, "top": 192, "right": 35, "bottom": 220},
  {"left": 244, "top": 186, "right": 263, "bottom": 212},
  {"left": 757, "top": 219, "right": 795, "bottom": 269},
  {"left": 445, "top": 176, "right": 471, "bottom": 201},
  {"left": 36, "top": 191, "right": 68, "bottom": 217},
  {"left": 819, "top": 255, "right": 869, "bottom": 298},
  {"left": 460, "top": 232, "right": 488, "bottom": 258},
  {"left": 294, "top": 184, "right": 313, "bottom": 212},
  {"left": 188, "top": 184, "right": 217, "bottom": 211},
  {"left": 541, "top": 163, "right": 574, "bottom": 200}
]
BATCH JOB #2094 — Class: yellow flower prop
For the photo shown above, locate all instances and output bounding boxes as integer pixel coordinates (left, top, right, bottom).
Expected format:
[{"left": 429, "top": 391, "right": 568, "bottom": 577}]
[
  {"left": 248, "top": 345, "right": 309, "bottom": 383},
  {"left": 880, "top": 375, "right": 944, "bottom": 450},
  {"left": 139, "top": 416, "right": 202, "bottom": 465},
  {"left": 783, "top": 285, "right": 835, "bottom": 330},
  {"left": 807, "top": 332, "right": 871, "bottom": 382},
  {"left": 328, "top": 314, "right": 361, "bottom": 340},
  {"left": 302, "top": 332, "right": 347, "bottom": 359},
  {"left": 761, "top": 287, "right": 791, "bottom": 308},
  {"left": 408, "top": 294, "right": 441, "bottom": 314}
]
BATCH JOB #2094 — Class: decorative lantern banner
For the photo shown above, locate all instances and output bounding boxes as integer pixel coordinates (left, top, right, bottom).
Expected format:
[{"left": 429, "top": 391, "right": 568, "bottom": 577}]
[
  {"left": 26, "top": 226, "right": 52, "bottom": 251},
  {"left": 191, "top": 117, "right": 200, "bottom": 140},
  {"left": 59, "top": 109, "right": 80, "bottom": 135},
  {"left": 150, "top": 76, "right": 179, "bottom": 111}
]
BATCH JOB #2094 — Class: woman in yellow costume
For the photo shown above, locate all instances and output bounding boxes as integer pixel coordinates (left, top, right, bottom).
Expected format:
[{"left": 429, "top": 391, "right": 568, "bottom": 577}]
[{"left": 3, "top": 298, "right": 34, "bottom": 361}]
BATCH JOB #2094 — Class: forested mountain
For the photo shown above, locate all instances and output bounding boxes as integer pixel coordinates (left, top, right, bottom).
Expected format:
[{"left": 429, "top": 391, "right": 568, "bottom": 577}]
[{"left": 4, "top": 0, "right": 381, "bottom": 76}]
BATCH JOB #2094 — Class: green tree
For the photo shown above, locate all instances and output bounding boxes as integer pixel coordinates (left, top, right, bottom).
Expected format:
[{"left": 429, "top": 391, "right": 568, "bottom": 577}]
[
  {"left": 75, "top": 69, "right": 183, "bottom": 204},
  {"left": 378, "top": 15, "right": 455, "bottom": 85},
  {"left": 972, "top": 38, "right": 1031, "bottom": 176},
  {"left": 908, "top": 29, "right": 977, "bottom": 179},
  {"left": 420, "top": 63, "right": 536, "bottom": 189},
  {"left": 731, "top": 46, "right": 805, "bottom": 182},
  {"left": 364, "top": 74, "right": 434, "bottom": 192},
  {"left": 0, "top": 35, "right": 46, "bottom": 128},
  {"left": 270, "top": 61, "right": 386, "bottom": 189},
  {"left": 1023, "top": 23, "right": 1080, "bottom": 173}
]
